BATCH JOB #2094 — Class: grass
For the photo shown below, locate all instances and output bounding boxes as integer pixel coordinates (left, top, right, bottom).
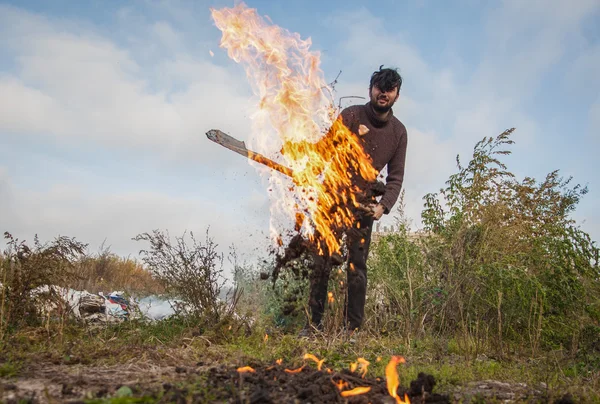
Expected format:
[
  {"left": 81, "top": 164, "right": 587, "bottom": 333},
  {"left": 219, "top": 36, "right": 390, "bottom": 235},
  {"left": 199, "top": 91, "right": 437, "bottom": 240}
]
[{"left": 2, "top": 317, "right": 599, "bottom": 403}]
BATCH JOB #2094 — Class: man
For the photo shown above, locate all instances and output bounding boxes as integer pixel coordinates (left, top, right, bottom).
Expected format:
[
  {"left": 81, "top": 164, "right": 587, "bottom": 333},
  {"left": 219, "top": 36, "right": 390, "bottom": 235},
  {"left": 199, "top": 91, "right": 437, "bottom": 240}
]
[{"left": 304, "top": 66, "right": 408, "bottom": 337}]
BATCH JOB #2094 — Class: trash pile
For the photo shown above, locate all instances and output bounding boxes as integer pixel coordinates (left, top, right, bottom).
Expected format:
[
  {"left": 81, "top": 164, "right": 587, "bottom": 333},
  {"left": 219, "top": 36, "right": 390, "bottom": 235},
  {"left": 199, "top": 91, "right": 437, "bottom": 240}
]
[{"left": 31, "top": 285, "right": 183, "bottom": 323}]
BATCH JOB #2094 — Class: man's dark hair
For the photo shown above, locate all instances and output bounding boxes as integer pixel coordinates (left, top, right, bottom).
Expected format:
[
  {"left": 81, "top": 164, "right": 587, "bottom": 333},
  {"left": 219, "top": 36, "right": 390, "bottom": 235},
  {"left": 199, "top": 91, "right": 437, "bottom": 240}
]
[{"left": 369, "top": 65, "right": 402, "bottom": 93}]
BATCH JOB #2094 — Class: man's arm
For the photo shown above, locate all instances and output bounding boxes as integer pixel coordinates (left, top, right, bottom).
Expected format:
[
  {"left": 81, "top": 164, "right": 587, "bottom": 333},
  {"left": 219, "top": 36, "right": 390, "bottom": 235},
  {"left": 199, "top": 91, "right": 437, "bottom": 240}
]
[{"left": 379, "top": 130, "right": 408, "bottom": 214}]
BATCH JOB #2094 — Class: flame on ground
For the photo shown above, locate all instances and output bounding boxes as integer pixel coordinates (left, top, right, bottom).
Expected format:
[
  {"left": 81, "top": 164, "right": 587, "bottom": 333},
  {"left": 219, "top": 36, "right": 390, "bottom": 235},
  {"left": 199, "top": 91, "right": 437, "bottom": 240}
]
[
  {"left": 340, "top": 386, "right": 371, "bottom": 397},
  {"left": 385, "top": 356, "right": 410, "bottom": 404},
  {"left": 357, "top": 357, "right": 370, "bottom": 378},
  {"left": 210, "top": 3, "right": 378, "bottom": 256},
  {"left": 237, "top": 366, "right": 255, "bottom": 373},
  {"left": 303, "top": 353, "right": 325, "bottom": 371},
  {"left": 284, "top": 365, "right": 305, "bottom": 374},
  {"left": 332, "top": 379, "right": 349, "bottom": 391}
]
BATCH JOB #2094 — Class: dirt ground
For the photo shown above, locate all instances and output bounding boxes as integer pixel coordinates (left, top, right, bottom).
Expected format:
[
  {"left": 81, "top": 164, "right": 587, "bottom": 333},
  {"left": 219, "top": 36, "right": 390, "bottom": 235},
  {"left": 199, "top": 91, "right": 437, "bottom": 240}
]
[{"left": 1, "top": 359, "right": 557, "bottom": 403}]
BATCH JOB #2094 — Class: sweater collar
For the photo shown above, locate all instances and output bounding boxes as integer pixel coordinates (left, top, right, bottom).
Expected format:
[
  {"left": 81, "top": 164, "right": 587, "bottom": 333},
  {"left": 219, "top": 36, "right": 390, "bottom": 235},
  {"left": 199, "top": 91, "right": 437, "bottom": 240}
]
[{"left": 364, "top": 102, "right": 393, "bottom": 128}]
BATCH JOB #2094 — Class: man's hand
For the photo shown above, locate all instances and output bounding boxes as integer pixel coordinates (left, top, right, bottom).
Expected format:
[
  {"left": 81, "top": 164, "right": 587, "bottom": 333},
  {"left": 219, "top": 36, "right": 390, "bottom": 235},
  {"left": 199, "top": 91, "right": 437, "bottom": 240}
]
[{"left": 368, "top": 203, "right": 385, "bottom": 220}]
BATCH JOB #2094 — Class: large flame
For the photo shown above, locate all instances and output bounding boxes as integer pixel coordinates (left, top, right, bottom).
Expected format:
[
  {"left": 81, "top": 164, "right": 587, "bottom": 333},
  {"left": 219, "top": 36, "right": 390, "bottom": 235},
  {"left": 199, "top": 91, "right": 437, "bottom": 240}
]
[
  {"left": 385, "top": 356, "right": 410, "bottom": 404},
  {"left": 210, "top": 3, "right": 378, "bottom": 255}
]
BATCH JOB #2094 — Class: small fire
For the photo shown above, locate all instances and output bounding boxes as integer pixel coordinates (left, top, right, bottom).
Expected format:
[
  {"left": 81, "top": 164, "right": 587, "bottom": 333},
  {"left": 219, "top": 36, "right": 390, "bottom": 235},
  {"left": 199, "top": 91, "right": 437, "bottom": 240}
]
[
  {"left": 303, "top": 353, "right": 325, "bottom": 371},
  {"left": 237, "top": 366, "right": 255, "bottom": 373},
  {"left": 385, "top": 356, "right": 410, "bottom": 404},
  {"left": 264, "top": 333, "right": 269, "bottom": 342},
  {"left": 340, "top": 386, "right": 371, "bottom": 397},
  {"left": 276, "top": 358, "right": 283, "bottom": 365},
  {"left": 284, "top": 365, "right": 305, "bottom": 374},
  {"left": 327, "top": 291, "right": 334, "bottom": 304},
  {"left": 349, "top": 357, "right": 369, "bottom": 378},
  {"left": 332, "top": 379, "right": 349, "bottom": 391},
  {"left": 210, "top": 3, "right": 378, "bottom": 256},
  {"left": 357, "top": 357, "right": 370, "bottom": 378}
]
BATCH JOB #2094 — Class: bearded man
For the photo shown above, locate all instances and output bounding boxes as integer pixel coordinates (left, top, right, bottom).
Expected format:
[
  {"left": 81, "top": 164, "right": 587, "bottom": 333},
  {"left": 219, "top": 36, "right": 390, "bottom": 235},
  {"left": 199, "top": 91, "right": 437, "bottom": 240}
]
[{"left": 303, "top": 66, "right": 408, "bottom": 338}]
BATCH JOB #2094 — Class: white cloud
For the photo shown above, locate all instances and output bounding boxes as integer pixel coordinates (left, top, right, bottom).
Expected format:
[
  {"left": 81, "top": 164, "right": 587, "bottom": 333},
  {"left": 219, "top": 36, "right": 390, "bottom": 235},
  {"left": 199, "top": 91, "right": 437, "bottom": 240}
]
[
  {"left": 1, "top": 0, "right": 598, "bottom": 262},
  {"left": 0, "top": 4, "right": 256, "bottom": 167},
  {"left": 325, "top": 2, "right": 599, "bottom": 243},
  {"left": 589, "top": 100, "right": 600, "bottom": 142},
  {"left": 0, "top": 168, "right": 271, "bottom": 276}
]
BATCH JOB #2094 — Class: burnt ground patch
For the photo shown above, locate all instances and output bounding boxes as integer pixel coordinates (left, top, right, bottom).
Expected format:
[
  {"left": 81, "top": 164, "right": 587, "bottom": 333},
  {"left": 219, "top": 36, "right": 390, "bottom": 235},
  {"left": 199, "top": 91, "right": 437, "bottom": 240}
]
[{"left": 1, "top": 358, "right": 557, "bottom": 404}]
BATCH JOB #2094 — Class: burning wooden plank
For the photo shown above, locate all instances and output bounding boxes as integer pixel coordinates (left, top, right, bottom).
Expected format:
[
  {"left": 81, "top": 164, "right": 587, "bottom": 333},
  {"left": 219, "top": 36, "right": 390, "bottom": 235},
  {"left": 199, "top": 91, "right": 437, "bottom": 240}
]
[{"left": 206, "top": 129, "right": 294, "bottom": 178}]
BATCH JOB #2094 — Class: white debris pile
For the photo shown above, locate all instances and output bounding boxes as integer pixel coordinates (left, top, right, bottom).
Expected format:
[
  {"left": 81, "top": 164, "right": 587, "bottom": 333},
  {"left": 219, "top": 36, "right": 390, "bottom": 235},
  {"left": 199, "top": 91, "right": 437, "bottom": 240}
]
[{"left": 30, "top": 285, "right": 181, "bottom": 323}]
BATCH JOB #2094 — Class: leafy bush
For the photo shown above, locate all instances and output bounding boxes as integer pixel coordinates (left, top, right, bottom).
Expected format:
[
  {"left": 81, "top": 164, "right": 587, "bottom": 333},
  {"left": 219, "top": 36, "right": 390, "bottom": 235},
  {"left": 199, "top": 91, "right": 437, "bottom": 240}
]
[
  {"left": 133, "top": 229, "right": 233, "bottom": 329},
  {"left": 1, "top": 232, "right": 87, "bottom": 338},
  {"left": 367, "top": 129, "right": 599, "bottom": 355},
  {"left": 366, "top": 193, "right": 435, "bottom": 340}
]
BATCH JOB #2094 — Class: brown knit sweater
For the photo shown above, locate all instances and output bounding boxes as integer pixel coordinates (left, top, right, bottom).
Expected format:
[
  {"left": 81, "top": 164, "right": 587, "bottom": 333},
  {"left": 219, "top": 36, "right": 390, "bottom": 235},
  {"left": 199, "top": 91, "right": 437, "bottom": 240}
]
[{"left": 340, "top": 102, "right": 408, "bottom": 214}]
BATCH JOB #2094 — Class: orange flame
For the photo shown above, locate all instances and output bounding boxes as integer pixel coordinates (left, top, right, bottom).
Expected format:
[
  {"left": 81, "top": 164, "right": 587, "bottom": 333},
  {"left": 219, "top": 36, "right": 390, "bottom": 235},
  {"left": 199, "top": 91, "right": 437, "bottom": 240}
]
[
  {"left": 340, "top": 386, "right": 371, "bottom": 397},
  {"left": 264, "top": 333, "right": 269, "bottom": 342},
  {"left": 327, "top": 291, "right": 334, "bottom": 304},
  {"left": 385, "top": 356, "right": 410, "bottom": 404},
  {"left": 332, "top": 379, "right": 349, "bottom": 391},
  {"left": 210, "top": 3, "right": 378, "bottom": 256},
  {"left": 284, "top": 365, "right": 305, "bottom": 374},
  {"left": 303, "top": 353, "right": 325, "bottom": 371},
  {"left": 357, "top": 357, "right": 370, "bottom": 378},
  {"left": 276, "top": 358, "right": 283, "bottom": 365},
  {"left": 237, "top": 366, "right": 255, "bottom": 373}
]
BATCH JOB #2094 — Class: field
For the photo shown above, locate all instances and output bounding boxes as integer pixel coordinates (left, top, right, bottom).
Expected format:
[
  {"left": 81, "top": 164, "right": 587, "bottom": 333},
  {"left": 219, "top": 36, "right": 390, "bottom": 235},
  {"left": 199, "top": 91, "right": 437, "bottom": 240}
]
[
  {"left": 2, "top": 131, "right": 599, "bottom": 403},
  {"left": 1, "top": 316, "right": 597, "bottom": 403}
]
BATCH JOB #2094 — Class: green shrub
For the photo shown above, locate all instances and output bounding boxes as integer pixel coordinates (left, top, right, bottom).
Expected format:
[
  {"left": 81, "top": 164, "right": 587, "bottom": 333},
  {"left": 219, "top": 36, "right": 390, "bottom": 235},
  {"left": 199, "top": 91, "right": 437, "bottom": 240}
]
[{"left": 367, "top": 129, "right": 599, "bottom": 355}]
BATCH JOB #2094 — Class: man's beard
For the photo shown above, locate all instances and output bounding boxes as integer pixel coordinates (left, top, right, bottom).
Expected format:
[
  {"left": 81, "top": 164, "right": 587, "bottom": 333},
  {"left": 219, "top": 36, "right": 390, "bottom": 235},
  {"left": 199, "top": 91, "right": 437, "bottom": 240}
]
[{"left": 370, "top": 98, "right": 393, "bottom": 113}]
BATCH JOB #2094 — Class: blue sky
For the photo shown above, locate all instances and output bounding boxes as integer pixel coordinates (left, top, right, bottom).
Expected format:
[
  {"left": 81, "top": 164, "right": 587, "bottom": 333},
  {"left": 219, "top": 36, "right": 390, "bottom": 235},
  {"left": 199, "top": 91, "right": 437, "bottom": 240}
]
[{"left": 1, "top": 0, "right": 599, "bottom": 278}]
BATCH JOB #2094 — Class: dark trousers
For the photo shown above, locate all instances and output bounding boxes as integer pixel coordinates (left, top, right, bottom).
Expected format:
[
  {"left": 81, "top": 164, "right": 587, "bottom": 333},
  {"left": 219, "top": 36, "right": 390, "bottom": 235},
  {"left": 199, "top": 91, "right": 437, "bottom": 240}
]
[{"left": 308, "top": 214, "right": 374, "bottom": 330}]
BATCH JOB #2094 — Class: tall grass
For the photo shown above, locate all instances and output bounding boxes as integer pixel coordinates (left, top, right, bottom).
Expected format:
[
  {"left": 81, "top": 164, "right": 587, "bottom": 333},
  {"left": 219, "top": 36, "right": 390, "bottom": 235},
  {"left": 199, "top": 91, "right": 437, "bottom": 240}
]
[
  {"left": 366, "top": 129, "right": 600, "bottom": 357},
  {"left": 0, "top": 233, "right": 163, "bottom": 343},
  {"left": 73, "top": 245, "right": 163, "bottom": 295}
]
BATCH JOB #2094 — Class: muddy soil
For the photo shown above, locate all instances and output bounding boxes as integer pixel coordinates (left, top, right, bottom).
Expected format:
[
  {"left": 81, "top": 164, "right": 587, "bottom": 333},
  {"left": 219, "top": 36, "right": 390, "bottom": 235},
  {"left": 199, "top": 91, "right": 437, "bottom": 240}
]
[{"left": 1, "top": 359, "right": 554, "bottom": 404}]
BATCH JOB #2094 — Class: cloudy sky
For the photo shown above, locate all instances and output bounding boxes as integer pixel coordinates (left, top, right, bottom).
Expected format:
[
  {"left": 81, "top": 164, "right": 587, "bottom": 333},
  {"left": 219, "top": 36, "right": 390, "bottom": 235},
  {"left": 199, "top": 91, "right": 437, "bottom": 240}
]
[{"left": 1, "top": 0, "right": 599, "bottom": 278}]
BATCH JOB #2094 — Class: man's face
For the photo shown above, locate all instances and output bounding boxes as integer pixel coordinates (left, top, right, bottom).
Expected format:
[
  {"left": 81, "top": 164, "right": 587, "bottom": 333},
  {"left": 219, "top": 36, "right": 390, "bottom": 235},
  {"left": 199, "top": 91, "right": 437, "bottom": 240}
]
[{"left": 369, "top": 85, "right": 399, "bottom": 113}]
